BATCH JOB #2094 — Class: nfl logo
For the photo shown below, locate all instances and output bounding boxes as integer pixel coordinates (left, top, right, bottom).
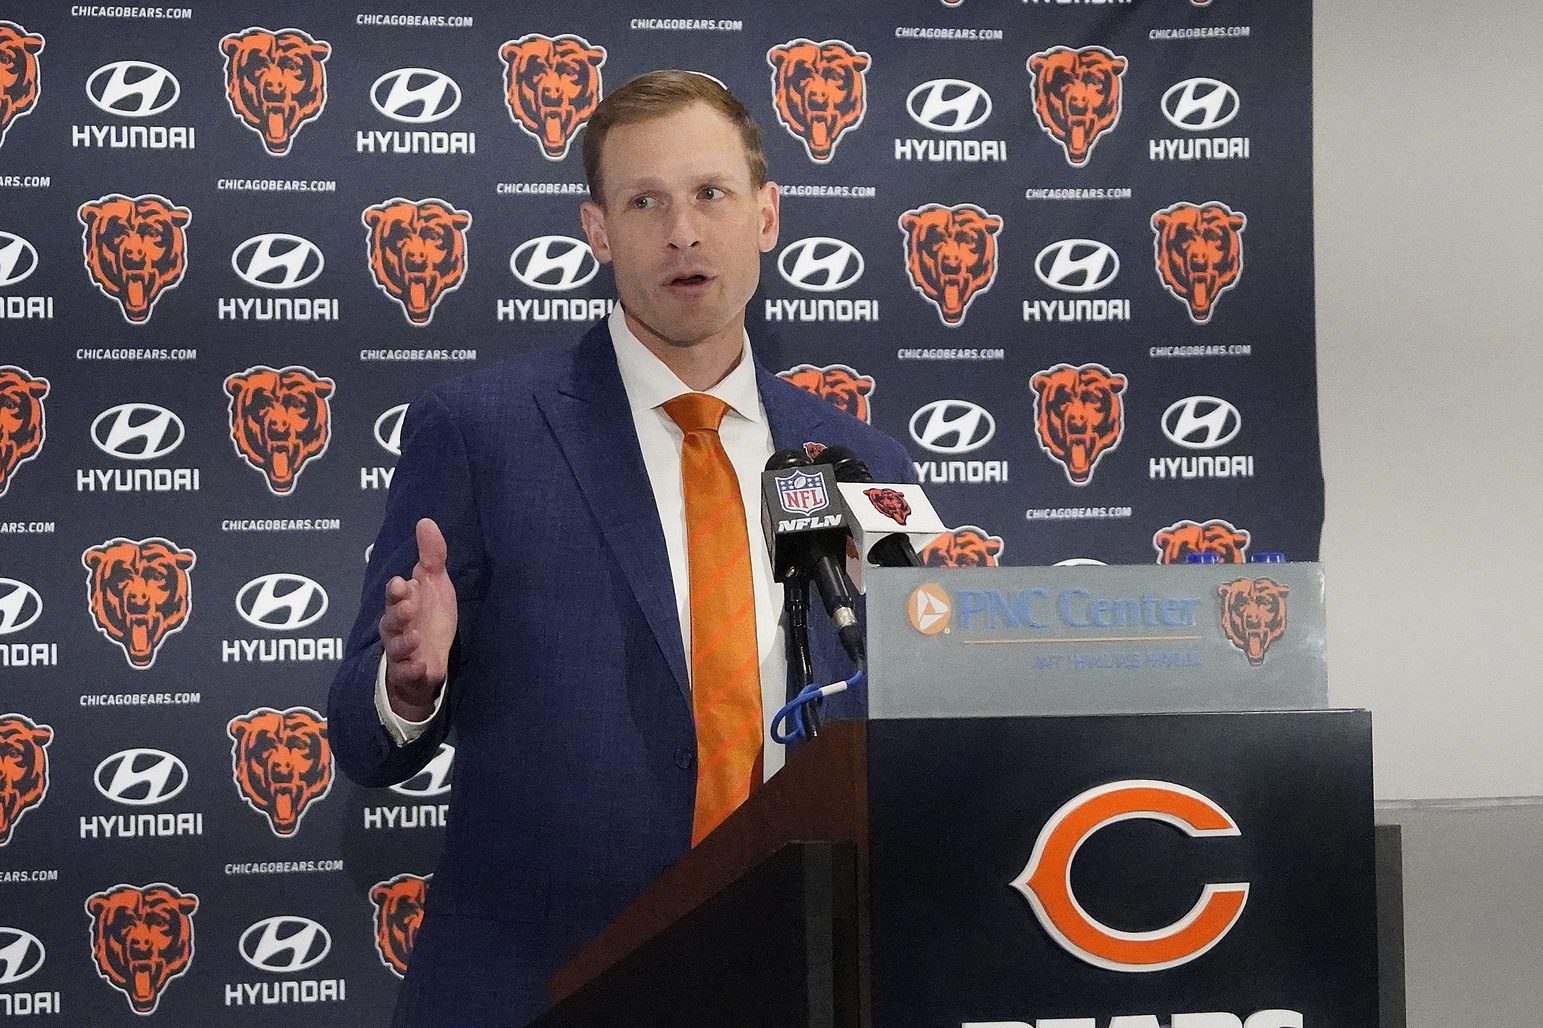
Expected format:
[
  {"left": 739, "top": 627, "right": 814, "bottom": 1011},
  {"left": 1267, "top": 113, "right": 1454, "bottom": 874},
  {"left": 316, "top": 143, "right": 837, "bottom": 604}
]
[{"left": 777, "top": 470, "right": 829, "bottom": 514}]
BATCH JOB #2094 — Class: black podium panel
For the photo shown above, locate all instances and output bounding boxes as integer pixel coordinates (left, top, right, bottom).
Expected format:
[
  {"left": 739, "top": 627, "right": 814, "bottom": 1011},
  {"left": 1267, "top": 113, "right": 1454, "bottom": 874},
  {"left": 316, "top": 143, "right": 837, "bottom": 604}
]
[{"left": 866, "top": 712, "right": 1377, "bottom": 1027}]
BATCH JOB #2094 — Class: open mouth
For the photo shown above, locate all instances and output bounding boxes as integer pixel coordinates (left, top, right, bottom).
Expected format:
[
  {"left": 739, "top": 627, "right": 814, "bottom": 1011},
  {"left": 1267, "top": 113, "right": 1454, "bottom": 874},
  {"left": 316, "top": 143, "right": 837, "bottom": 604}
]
[
  {"left": 127, "top": 614, "right": 155, "bottom": 657},
  {"left": 405, "top": 273, "right": 434, "bottom": 313},
  {"left": 130, "top": 959, "right": 158, "bottom": 1003},
  {"left": 541, "top": 109, "right": 566, "bottom": 148},
  {"left": 123, "top": 272, "right": 153, "bottom": 312},
  {"left": 264, "top": 103, "right": 289, "bottom": 141},
  {"left": 666, "top": 272, "right": 714, "bottom": 292},
  {"left": 272, "top": 784, "right": 299, "bottom": 826}
]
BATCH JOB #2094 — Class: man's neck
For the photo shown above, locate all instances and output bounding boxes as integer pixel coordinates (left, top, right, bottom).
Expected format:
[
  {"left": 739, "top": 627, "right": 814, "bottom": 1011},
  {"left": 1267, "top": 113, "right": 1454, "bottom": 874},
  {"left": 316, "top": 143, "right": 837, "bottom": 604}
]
[{"left": 622, "top": 307, "right": 745, "bottom": 392}]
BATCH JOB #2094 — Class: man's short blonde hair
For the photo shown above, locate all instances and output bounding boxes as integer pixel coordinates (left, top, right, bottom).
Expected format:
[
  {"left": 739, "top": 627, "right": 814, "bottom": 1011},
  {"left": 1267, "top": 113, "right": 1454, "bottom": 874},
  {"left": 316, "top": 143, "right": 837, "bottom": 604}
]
[{"left": 582, "top": 70, "right": 768, "bottom": 205}]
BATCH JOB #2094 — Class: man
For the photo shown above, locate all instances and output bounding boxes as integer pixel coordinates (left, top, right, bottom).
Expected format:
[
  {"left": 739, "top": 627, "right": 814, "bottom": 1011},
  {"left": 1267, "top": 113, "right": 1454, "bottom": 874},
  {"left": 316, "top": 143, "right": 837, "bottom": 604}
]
[{"left": 328, "top": 72, "right": 913, "bottom": 1026}]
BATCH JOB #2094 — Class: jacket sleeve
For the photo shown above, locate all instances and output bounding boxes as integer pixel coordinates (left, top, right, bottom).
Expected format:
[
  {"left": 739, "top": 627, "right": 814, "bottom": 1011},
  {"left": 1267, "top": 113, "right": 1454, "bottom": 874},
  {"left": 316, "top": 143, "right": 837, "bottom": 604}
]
[{"left": 327, "top": 387, "right": 488, "bottom": 788}]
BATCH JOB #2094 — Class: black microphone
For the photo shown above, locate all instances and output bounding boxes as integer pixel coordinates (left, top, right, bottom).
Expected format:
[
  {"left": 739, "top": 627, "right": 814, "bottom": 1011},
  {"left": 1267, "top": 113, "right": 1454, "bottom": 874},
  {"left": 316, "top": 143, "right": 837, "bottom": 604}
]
[{"left": 819, "top": 445, "right": 921, "bottom": 568}]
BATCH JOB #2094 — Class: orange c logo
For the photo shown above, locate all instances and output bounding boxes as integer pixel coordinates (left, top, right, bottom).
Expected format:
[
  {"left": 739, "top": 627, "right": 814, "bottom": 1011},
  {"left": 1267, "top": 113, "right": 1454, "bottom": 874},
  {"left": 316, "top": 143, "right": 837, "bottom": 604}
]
[{"left": 1011, "top": 780, "right": 1248, "bottom": 972}]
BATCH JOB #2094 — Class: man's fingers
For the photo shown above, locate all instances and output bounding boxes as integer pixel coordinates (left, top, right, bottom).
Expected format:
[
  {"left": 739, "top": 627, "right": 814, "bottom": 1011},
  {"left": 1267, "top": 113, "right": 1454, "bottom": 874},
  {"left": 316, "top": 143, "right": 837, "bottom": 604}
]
[
  {"left": 384, "top": 629, "right": 420, "bottom": 662},
  {"left": 415, "top": 518, "right": 448, "bottom": 576},
  {"left": 385, "top": 575, "right": 411, "bottom": 603}
]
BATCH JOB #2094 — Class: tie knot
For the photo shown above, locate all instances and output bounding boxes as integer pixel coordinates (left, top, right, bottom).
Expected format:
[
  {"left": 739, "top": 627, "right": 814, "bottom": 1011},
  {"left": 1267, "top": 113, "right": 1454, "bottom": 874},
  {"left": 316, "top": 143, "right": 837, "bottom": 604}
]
[{"left": 662, "top": 393, "right": 730, "bottom": 435}]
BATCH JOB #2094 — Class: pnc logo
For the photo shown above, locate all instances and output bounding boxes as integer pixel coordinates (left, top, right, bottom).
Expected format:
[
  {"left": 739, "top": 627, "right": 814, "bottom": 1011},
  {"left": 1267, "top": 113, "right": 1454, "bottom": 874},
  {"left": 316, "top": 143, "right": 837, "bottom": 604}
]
[
  {"left": 0, "top": 927, "right": 44, "bottom": 984},
  {"left": 1011, "top": 780, "right": 1249, "bottom": 972},
  {"left": 1162, "top": 396, "right": 1241, "bottom": 450},
  {"left": 0, "top": 579, "right": 41, "bottom": 635},
  {"left": 232, "top": 233, "right": 324, "bottom": 290},
  {"left": 236, "top": 574, "right": 328, "bottom": 632},
  {"left": 908, "top": 584, "right": 952, "bottom": 635},
  {"left": 238, "top": 916, "right": 331, "bottom": 974},
  {"left": 371, "top": 67, "right": 461, "bottom": 123},
  {"left": 1162, "top": 77, "right": 1240, "bottom": 132},
  {"left": 94, "top": 748, "right": 188, "bottom": 806},
  {"left": 0, "top": 231, "right": 39, "bottom": 286},
  {"left": 778, "top": 237, "right": 864, "bottom": 292},
  {"left": 390, "top": 744, "right": 454, "bottom": 798},
  {"left": 1035, "top": 238, "right": 1120, "bottom": 294},
  {"left": 92, "top": 403, "right": 185, "bottom": 460},
  {"left": 909, "top": 400, "right": 994, "bottom": 455},
  {"left": 906, "top": 78, "right": 992, "bottom": 133},
  {"left": 86, "top": 60, "right": 180, "bottom": 118},
  {"left": 509, "top": 235, "right": 598, "bottom": 292},
  {"left": 374, "top": 404, "right": 408, "bottom": 456}
]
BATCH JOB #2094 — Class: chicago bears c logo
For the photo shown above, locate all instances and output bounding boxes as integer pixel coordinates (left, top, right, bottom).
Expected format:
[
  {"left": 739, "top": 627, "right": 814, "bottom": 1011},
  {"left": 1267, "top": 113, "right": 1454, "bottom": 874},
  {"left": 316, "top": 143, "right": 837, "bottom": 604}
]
[
  {"left": 1031, "top": 363, "right": 1127, "bottom": 486},
  {"left": 1153, "top": 201, "right": 1246, "bottom": 323},
  {"left": 0, "top": 713, "right": 51, "bottom": 847},
  {"left": 82, "top": 538, "right": 196, "bottom": 670},
  {"left": 225, "top": 365, "right": 334, "bottom": 495},
  {"left": 899, "top": 203, "right": 1002, "bottom": 327},
  {"left": 1153, "top": 519, "right": 1250, "bottom": 564},
  {"left": 0, "top": 366, "right": 48, "bottom": 498},
  {"left": 371, "top": 873, "right": 430, "bottom": 978},
  {"left": 920, "top": 526, "right": 1004, "bottom": 568},
  {"left": 1219, "top": 577, "right": 1290, "bottom": 665},
  {"left": 0, "top": 21, "right": 44, "bottom": 148},
  {"left": 767, "top": 38, "right": 870, "bottom": 163},
  {"left": 865, "top": 487, "right": 911, "bottom": 525},
  {"left": 499, "top": 33, "right": 606, "bottom": 161},
  {"left": 220, "top": 26, "right": 330, "bottom": 156},
  {"left": 778, "top": 364, "right": 875, "bottom": 423},
  {"left": 78, "top": 194, "right": 190, "bottom": 324},
  {"left": 363, "top": 198, "right": 471, "bottom": 326},
  {"left": 85, "top": 883, "right": 198, "bottom": 1015},
  {"left": 1028, "top": 45, "right": 1128, "bottom": 167},
  {"left": 228, "top": 706, "right": 333, "bottom": 837}
]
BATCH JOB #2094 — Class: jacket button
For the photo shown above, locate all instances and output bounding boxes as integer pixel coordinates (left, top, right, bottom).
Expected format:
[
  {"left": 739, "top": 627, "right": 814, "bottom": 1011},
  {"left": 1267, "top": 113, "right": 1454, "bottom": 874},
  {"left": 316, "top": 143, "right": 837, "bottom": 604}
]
[{"left": 674, "top": 746, "right": 694, "bottom": 770}]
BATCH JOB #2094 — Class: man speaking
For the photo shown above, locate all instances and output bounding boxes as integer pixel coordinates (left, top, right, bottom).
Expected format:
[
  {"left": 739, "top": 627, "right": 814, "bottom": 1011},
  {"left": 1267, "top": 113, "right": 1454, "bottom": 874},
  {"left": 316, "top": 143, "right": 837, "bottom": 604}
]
[{"left": 328, "top": 71, "right": 913, "bottom": 1026}]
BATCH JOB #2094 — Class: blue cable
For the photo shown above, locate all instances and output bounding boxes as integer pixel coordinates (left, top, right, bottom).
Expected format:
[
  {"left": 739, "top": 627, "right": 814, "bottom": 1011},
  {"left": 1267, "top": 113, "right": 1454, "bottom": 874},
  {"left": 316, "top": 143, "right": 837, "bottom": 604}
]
[{"left": 771, "top": 669, "right": 865, "bottom": 744}]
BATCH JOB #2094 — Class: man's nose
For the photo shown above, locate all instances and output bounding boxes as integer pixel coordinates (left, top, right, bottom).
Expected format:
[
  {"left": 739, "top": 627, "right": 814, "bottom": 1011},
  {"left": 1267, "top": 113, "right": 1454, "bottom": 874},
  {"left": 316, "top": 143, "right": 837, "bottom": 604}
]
[{"left": 665, "top": 206, "right": 702, "bottom": 250}]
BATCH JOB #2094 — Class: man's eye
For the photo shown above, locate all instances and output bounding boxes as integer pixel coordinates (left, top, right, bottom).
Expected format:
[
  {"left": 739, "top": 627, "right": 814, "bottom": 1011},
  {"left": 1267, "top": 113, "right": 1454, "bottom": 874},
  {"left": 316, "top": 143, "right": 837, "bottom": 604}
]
[
  {"left": 631, "top": 196, "right": 656, "bottom": 210},
  {"left": 700, "top": 187, "right": 725, "bottom": 201}
]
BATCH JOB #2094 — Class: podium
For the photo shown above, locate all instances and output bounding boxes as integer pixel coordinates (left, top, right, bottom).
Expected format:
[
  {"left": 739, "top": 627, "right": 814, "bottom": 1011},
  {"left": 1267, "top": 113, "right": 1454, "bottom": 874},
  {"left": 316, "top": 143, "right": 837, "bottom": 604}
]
[{"left": 535, "top": 566, "right": 1380, "bottom": 1027}]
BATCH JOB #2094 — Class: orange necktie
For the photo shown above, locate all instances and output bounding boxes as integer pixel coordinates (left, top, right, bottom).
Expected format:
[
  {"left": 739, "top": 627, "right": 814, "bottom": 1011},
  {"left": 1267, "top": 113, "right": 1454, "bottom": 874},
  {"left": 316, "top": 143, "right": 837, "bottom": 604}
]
[{"left": 662, "top": 393, "right": 763, "bottom": 845}]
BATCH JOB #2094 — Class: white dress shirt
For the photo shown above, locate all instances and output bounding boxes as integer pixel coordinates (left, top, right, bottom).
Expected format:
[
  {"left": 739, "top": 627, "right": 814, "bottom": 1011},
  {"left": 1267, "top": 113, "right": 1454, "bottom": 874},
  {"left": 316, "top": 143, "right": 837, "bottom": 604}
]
[{"left": 376, "top": 304, "right": 791, "bottom": 779}]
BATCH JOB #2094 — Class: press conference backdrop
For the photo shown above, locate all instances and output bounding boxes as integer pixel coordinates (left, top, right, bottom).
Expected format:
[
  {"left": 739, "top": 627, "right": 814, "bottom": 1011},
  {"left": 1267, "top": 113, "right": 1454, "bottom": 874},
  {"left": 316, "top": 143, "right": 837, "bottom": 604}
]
[{"left": 0, "top": 2, "right": 1317, "bottom": 1022}]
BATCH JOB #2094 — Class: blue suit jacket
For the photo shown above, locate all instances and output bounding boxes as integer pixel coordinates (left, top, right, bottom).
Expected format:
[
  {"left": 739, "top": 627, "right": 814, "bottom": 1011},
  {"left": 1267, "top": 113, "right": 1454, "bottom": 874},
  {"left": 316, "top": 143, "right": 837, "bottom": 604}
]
[{"left": 328, "top": 321, "right": 914, "bottom": 1027}]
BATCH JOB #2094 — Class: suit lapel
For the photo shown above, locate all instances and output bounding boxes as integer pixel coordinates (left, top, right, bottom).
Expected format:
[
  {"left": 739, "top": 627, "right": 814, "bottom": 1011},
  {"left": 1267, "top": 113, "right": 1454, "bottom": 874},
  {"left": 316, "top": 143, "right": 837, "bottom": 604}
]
[
  {"left": 757, "top": 363, "right": 826, "bottom": 455},
  {"left": 535, "top": 323, "right": 690, "bottom": 702}
]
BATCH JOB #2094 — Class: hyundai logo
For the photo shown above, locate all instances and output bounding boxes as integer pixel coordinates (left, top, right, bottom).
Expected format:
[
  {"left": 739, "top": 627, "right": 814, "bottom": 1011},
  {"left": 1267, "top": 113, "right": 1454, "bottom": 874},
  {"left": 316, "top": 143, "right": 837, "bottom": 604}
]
[
  {"left": 86, "top": 61, "right": 180, "bottom": 118},
  {"left": 1035, "top": 239, "right": 1120, "bottom": 294},
  {"left": 94, "top": 748, "right": 188, "bottom": 806},
  {"left": 0, "top": 929, "right": 46, "bottom": 985},
  {"left": 509, "top": 236, "right": 599, "bottom": 292},
  {"left": 371, "top": 68, "right": 462, "bottom": 123},
  {"left": 0, "top": 580, "right": 42, "bottom": 636},
  {"left": 375, "top": 404, "right": 408, "bottom": 456},
  {"left": 906, "top": 78, "right": 992, "bottom": 133},
  {"left": 1162, "top": 78, "right": 1241, "bottom": 132},
  {"left": 236, "top": 574, "right": 329, "bottom": 632},
  {"left": 0, "top": 232, "right": 39, "bottom": 287},
  {"left": 231, "top": 234, "right": 325, "bottom": 291},
  {"left": 909, "top": 400, "right": 995, "bottom": 455},
  {"left": 777, "top": 237, "right": 864, "bottom": 293},
  {"left": 390, "top": 744, "right": 454, "bottom": 798},
  {"left": 91, "top": 403, "right": 185, "bottom": 461},
  {"left": 1162, "top": 396, "right": 1242, "bottom": 450},
  {"left": 239, "top": 916, "right": 331, "bottom": 974}
]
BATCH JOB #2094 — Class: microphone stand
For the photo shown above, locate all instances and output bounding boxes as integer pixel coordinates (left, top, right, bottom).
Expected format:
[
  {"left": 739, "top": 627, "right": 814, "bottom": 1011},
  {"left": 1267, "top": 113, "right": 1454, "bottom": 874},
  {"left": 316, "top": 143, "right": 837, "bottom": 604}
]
[{"left": 782, "top": 576, "right": 821, "bottom": 739}]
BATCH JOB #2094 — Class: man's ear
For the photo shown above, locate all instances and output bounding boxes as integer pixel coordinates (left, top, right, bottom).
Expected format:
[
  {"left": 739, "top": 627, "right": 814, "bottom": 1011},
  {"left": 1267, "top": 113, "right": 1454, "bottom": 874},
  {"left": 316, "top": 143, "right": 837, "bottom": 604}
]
[
  {"left": 757, "top": 180, "right": 780, "bottom": 254},
  {"left": 579, "top": 200, "right": 611, "bottom": 263}
]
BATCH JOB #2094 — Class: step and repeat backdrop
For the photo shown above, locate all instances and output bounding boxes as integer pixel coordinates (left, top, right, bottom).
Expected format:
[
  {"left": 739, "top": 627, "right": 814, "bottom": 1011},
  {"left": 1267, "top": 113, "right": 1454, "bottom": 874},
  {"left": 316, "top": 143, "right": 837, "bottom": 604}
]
[{"left": 0, "top": 0, "right": 1317, "bottom": 1022}]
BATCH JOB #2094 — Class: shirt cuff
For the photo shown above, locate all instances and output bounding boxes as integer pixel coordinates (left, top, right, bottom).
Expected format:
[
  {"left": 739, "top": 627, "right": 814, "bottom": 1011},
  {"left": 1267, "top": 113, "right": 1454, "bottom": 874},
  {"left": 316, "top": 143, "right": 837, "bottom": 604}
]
[{"left": 374, "top": 652, "right": 445, "bottom": 747}]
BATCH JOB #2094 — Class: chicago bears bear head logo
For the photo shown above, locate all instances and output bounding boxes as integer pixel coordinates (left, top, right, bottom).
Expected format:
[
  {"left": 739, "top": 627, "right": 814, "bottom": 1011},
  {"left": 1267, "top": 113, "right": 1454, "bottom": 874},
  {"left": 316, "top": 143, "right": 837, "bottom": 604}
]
[
  {"left": 82, "top": 538, "right": 195, "bottom": 670},
  {"left": 499, "top": 33, "right": 606, "bottom": 161},
  {"left": 0, "top": 366, "right": 48, "bottom": 498},
  {"left": 899, "top": 203, "right": 1002, "bottom": 327},
  {"left": 85, "top": 883, "right": 198, "bottom": 1015},
  {"left": 0, "top": 713, "right": 51, "bottom": 847},
  {"left": 363, "top": 198, "right": 471, "bottom": 326},
  {"left": 371, "top": 873, "right": 430, "bottom": 977},
  {"left": 78, "top": 194, "right": 190, "bottom": 324},
  {"left": 768, "top": 38, "right": 870, "bottom": 163},
  {"left": 865, "top": 487, "right": 911, "bottom": 525},
  {"left": 920, "top": 526, "right": 1004, "bottom": 568},
  {"left": 1153, "top": 519, "right": 1250, "bottom": 564},
  {"left": 1028, "top": 45, "right": 1128, "bottom": 167},
  {"left": 778, "top": 364, "right": 875, "bottom": 423},
  {"left": 1219, "top": 577, "right": 1289, "bottom": 665},
  {"left": 1153, "top": 201, "right": 1246, "bottom": 323},
  {"left": 225, "top": 365, "right": 334, "bottom": 495},
  {"left": 220, "top": 26, "right": 330, "bottom": 156},
  {"left": 228, "top": 706, "right": 332, "bottom": 837},
  {"left": 1031, "top": 363, "right": 1126, "bottom": 486},
  {"left": 0, "top": 22, "right": 44, "bottom": 148}
]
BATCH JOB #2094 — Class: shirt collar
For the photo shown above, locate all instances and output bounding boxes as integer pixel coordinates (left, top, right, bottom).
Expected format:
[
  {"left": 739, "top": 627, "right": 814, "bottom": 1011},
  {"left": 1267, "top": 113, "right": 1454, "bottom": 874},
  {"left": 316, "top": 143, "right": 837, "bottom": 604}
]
[{"left": 608, "top": 304, "right": 764, "bottom": 425}]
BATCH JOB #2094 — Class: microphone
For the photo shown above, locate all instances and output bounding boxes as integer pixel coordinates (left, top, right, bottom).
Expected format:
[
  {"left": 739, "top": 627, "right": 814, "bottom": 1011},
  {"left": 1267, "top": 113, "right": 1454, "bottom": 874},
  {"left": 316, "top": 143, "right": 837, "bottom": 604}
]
[{"left": 818, "top": 445, "right": 947, "bottom": 570}]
